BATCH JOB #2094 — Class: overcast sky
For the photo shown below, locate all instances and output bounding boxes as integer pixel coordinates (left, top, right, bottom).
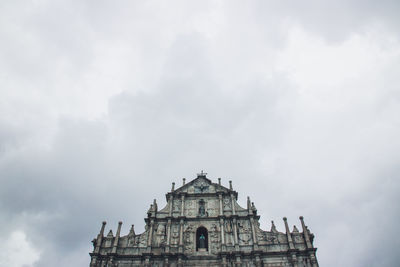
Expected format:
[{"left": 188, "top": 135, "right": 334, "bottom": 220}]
[{"left": 1, "top": 1, "right": 400, "bottom": 266}]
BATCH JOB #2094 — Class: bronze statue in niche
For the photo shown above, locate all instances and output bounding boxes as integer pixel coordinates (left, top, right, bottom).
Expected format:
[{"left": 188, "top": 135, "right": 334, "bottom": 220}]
[{"left": 196, "top": 227, "right": 208, "bottom": 251}]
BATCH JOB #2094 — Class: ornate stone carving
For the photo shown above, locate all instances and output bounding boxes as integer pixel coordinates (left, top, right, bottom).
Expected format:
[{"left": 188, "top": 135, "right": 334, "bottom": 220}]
[
  {"left": 171, "top": 224, "right": 179, "bottom": 245},
  {"left": 184, "top": 223, "right": 195, "bottom": 253},
  {"left": 90, "top": 174, "right": 319, "bottom": 267},
  {"left": 265, "top": 233, "right": 278, "bottom": 244},
  {"left": 293, "top": 234, "right": 303, "bottom": 243},
  {"left": 136, "top": 233, "right": 147, "bottom": 247},
  {"left": 128, "top": 236, "right": 136, "bottom": 246},
  {"left": 173, "top": 200, "right": 181, "bottom": 212},
  {"left": 155, "top": 223, "right": 166, "bottom": 246},
  {"left": 185, "top": 200, "right": 196, "bottom": 217},
  {"left": 257, "top": 229, "right": 266, "bottom": 242},
  {"left": 223, "top": 197, "right": 231, "bottom": 210},
  {"left": 198, "top": 199, "right": 207, "bottom": 217},
  {"left": 238, "top": 221, "right": 252, "bottom": 245},
  {"left": 194, "top": 182, "right": 209, "bottom": 193},
  {"left": 225, "top": 220, "right": 233, "bottom": 245},
  {"left": 209, "top": 223, "right": 220, "bottom": 254}
]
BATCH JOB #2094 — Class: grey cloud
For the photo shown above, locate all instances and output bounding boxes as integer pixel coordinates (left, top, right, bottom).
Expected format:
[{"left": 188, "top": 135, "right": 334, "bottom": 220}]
[{"left": 0, "top": 1, "right": 399, "bottom": 267}]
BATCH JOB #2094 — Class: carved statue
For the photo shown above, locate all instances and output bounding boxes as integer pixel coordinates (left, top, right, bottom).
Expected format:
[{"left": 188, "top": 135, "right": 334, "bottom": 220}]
[
  {"left": 199, "top": 234, "right": 206, "bottom": 248},
  {"left": 199, "top": 205, "right": 205, "bottom": 216},
  {"left": 198, "top": 199, "right": 206, "bottom": 217}
]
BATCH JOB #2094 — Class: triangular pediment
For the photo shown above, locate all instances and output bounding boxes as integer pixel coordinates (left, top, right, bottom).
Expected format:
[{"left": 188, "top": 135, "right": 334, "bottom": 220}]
[{"left": 173, "top": 175, "right": 230, "bottom": 194}]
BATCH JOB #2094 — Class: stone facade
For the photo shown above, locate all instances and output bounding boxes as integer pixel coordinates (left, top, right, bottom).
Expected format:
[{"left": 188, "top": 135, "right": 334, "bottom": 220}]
[{"left": 89, "top": 173, "right": 319, "bottom": 267}]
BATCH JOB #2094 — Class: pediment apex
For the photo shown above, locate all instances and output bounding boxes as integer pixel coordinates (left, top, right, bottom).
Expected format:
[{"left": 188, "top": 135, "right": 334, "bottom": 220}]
[{"left": 172, "top": 174, "right": 230, "bottom": 194}]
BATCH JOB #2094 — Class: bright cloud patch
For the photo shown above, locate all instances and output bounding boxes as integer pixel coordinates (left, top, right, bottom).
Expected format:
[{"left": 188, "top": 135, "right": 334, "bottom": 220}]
[{"left": 0, "top": 231, "right": 40, "bottom": 267}]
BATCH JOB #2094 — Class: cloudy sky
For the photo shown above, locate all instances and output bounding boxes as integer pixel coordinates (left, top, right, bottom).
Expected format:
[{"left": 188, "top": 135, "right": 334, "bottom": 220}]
[{"left": 1, "top": 1, "right": 400, "bottom": 266}]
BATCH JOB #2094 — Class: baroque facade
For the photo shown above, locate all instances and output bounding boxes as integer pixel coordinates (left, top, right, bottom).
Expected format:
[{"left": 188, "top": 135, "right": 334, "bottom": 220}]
[{"left": 89, "top": 172, "right": 319, "bottom": 267}]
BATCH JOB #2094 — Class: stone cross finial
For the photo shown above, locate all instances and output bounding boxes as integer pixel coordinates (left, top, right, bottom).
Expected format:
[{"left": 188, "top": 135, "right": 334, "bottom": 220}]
[{"left": 197, "top": 170, "right": 207, "bottom": 177}]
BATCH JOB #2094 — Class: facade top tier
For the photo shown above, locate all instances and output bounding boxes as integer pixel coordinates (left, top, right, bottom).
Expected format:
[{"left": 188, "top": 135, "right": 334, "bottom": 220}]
[{"left": 89, "top": 172, "right": 319, "bottom": 267}]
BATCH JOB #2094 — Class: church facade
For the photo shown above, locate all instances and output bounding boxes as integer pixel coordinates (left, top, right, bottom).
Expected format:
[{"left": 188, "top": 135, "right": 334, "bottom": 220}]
[{"left": 89, "top": 173, "right": 319, "bottom": 267}]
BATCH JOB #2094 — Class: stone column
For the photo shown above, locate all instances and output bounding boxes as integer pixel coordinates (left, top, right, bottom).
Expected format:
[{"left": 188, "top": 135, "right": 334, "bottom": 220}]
[
  {"left": 163, "top": 256, "right": 170, "bottom": 267},
  {"left": 166, "top": 219, "right": 171, "bottom": 252},
  {"left": 255, "top": 255, "right": 262, "bottom": 267},
  {"left": 148, "top": 219, "right": 154, "bottom": 250},
  {"left": 178, "top": 194, "right": 185, "bottom": 253},
  {"left": 249, "top": 217, "right": 258, "bottom": 250},
  {"left": 300, "top": 216, "right": 319, "bottom": 267},
  {"left": 94, "top": 221, "right": 106, "bottom": 253},
  {"left": 284, "top": 217, "right": 298, "bottom": 267},
  {"left": 218, "top": 194, "right": 226, "bottom": 250},
  {"left": 219, "top": 194, "right": 223, "bottom": 216},
  {"left": 235, "top": 255, "right": 241, "bottom": 267},
  {"left": 220, "top": 218, "right": 225, "bottom": 249},
  {"left": 168, "top": 195, "right": 173, "bottom": 217},
  {"left": 221, "top": 255, "right": 228, "bottom": 267},
  {"left": 178, "top": 219, "right": 184, "bottom": 253},
  {"left": 144, "top": 256, "right": 151, "bottom": 267},
  {"left": 299, "top": 216, "right": 312, "bottom": 248},
  {"left": 230, "top": 193, "right": 236, "bottom": 215},
  {"left": 112, "top": 221, "right": 122, "bottom": 254},
  {"left": 177, "top": 256, "right": 183, "bottom": 267},
  {"left": 232, "top": 218, "right": 239, "bottom": 250},
  {"left": 283, "top": 217, "right": 294, "bottom": 249},
  {"left": 180, "top": 194, "right": 185, "bottom": 217}
]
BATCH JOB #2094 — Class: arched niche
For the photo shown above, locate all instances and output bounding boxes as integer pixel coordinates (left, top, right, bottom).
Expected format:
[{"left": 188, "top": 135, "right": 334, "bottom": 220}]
[{"left": 196, "top": 226, "right": 208, "bottom": 251}]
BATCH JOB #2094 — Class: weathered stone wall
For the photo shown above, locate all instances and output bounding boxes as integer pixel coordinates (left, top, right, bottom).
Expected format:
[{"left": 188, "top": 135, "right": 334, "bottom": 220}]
[{"left": 89, "top": 174, "right": 319, "bottom": 267}]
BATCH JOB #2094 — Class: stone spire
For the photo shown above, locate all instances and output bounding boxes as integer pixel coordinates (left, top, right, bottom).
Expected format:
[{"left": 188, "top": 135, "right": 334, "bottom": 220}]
[
  {"left": 284, "top": 217, "right": 298, "bottom": 267},
  {"left": 283, "top": 217, "right": 295, "bottom": 250},
  {"left": 300, "top": 216, "right": 319, "bottom": 267},
  {"left": 112, "top": 221, "right": 122, "bottom": 253},
  {"left": 251, "top": 202, "right": 257, "bottom": 215},
  {"left": 129, "top": 224, "right": 135, "bottom": 236},
  {"left": 153, "top": 199, "right": 158, "bottom": 213},
  {"left": 300, "top": 216, "right": 313, "bottom": 248},
  {"left": 94, "top": 221, "right": 106, "bottom": 253},
  {"left": 107, "top": 230, "right": 114, "bottom": 237}
]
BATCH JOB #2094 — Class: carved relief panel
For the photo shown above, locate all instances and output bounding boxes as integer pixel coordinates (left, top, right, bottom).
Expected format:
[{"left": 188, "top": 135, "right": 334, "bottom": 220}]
[
  {"left": 264, "top": 232, "right": 279, "bottom": 244},
  {"left": 206, "top": 199, "right": 218, "bottom": 217},
  {"left": 209, "top": 223, "right": 220, "bottom": 254},
  {"left": 136, "top": 233, "right": 147, "bottom": 248},
  {"left": 225, "top": 220, "right": 234, "bottom": 245},
  {"left": 171, "top": 224, "right": 179, "bottom": 246},
  {"left": 153, "top": 223, "right": 166, "bottom": 247},
  {"left": 184, "top": 199, "right": 196, "bottom": 217},
  {"left": 183, "top": 223, "right": 195, "bottom": 253},
  {"left": 188, "top": 185, "right": 195, "bottom": 193},
  {"left": 172, "top": 199, "right": 181, "bottom": 216},
  {"left": 237, "top": 219, "right": 253, "bottom": 245},
  {"left": 223, "top": 197, "right": 231, "bottom": 211}
]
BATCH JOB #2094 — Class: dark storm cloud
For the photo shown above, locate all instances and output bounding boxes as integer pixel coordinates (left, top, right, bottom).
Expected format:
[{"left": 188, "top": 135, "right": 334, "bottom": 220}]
[{"left": 0, "top": 1, "right": 399, "bottom": 267}]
